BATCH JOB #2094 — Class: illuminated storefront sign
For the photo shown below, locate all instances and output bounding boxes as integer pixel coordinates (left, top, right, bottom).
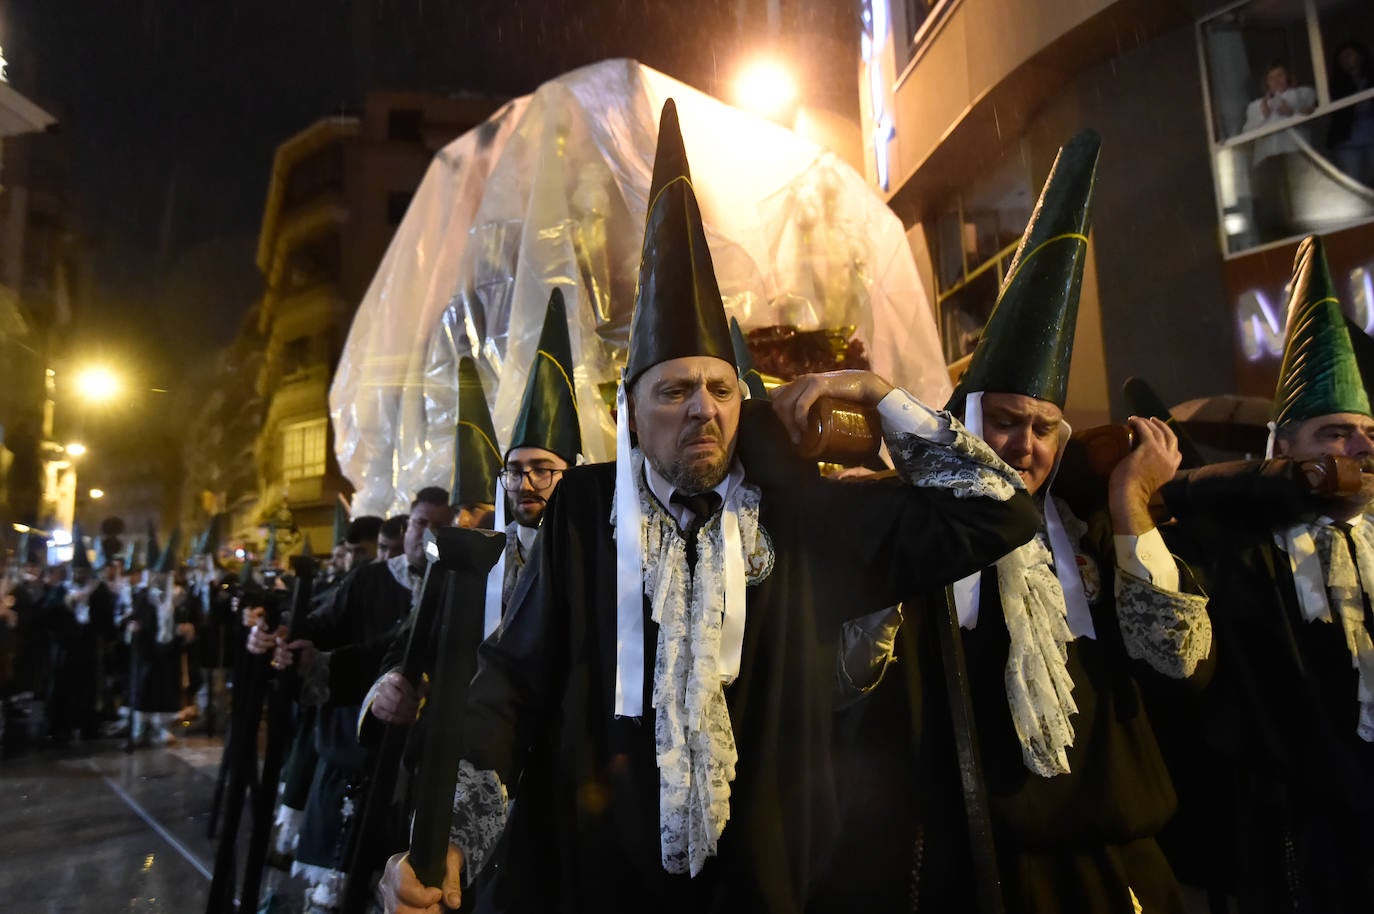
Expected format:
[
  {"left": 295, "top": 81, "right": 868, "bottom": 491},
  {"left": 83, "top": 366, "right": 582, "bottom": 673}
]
[{"left": 1237, "top": 263, "right": 1374, "bottom": 362}]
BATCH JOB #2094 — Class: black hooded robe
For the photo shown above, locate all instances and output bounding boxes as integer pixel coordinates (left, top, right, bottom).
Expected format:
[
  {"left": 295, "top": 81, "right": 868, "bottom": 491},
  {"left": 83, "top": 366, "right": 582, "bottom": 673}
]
[
  {"left": 1151, "top": 523, "right": 1374, "bottom": 914},
  {"left": 460, "top": 448, "right": 1038, "bottom": 914}
]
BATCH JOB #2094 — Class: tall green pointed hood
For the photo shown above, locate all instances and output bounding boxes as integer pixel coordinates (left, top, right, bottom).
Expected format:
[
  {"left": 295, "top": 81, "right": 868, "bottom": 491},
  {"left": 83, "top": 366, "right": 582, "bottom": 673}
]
[
  {"left": 153, "top": 528, "right": 180, "bottom": 574},
  {"left": 199, "top": 514, "right": 223, "bottom": 557},
  {"left": 263, "top": 524, "right": 279, "bottom": 566},
  {"left": 145, "top": 520, "right": 160, "bottom": 569},
  {"left": 948, "top": 129, "right": 1101, "bottom": 412},
  {"left": 94, "top": 535, "right": 120, "bottom": 570},
  {"left": 508, "top": 287, "right": 582, "bottom": 462},
  {"left": 332, "top": 499, "right": 349, "bottom": 545},
  {"left": 625, "top": 98, "right": 735, "bottom": 386},
  {"left": 452, "top": 357, "right": 502, "bottom": 507},
  {"left": 730, "top": 317, "right": 768, "bottom": 401},
  {"left": 1272, "top": 235, "right": 1371, "bottom": 428},
  {"left": 70, "top": 521, "right": 92, "bottom": 571}
]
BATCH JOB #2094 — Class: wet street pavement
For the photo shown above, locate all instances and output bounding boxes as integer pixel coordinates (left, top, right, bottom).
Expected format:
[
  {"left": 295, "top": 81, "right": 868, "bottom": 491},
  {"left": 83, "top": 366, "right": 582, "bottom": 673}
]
[{"left": 0, "top": 735, "right": 225, "bottom": 913}]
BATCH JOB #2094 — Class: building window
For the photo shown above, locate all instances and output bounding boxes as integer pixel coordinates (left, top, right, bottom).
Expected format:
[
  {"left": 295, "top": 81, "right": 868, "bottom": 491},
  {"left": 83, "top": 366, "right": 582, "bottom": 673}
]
[
  {"left": 387, "top": 190, "right": 414, "bottom": 226},
  {"left": 281, "top": 418, "right": 326, "bottom": 482},
  {"left": 1198, "top": 0, "right": 1374, "bottom": 255},
  {"left": 925, "top": 152, "right": 1034, "bottom": 364},
  {"left": 892, "top": 0, "right": 954, "bottom": 70},
  {"left": 388, "top": 108, "right": 424, "bottom": 142}
]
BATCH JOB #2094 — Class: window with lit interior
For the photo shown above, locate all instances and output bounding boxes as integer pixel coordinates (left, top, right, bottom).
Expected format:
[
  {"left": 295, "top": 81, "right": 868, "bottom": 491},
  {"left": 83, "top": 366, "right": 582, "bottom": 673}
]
[
  {"left": 281, "top": 418, "right": 327, "bottom": 482},
  {"left": 1198, "top": 0, "right": 1374, "bottom": 254}
]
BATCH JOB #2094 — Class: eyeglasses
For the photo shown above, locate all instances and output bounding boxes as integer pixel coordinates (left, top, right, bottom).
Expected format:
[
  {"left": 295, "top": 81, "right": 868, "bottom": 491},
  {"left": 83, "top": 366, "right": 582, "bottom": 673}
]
[{"left": 500, "top": 467, "right": 565, "bottom": 491}]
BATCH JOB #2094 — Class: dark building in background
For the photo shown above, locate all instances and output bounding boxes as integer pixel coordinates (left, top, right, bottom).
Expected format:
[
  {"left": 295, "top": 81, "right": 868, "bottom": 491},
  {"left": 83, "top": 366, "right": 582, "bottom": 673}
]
[
  {"left": 175, "top": 306, "right": 266, "bottom": 557},
  {"left": 861, "top": 0, "right": 1374, "bottom": 432},
  {"left": 0, "top": 54, "right": 73, "bottom": 547},
  {"left": 182, "top": 91, "right": 505, "bottom": 554}
]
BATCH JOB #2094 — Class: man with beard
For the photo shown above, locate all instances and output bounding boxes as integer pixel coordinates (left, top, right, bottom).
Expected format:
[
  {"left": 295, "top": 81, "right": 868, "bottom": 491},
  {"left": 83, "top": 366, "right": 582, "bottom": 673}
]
[
  {"left": 1159, "top": 235, "right": 1374, "bottom": 914},
  {"left": 384, "top": 99, "right": 1037, "bottom": 914},
  {"left": 369, "top": 286, "right": 581, "bottom": 728},
  {"left": 377, "top": 517, "right": 407, "bottom": 563},
  {"left": 344, "top": 516, "right": 383, "bottom": 569}
]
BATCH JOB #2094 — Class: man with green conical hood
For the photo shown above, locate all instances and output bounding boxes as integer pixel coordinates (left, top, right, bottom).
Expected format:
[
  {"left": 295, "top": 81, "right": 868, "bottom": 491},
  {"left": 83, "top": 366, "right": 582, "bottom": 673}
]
[
  {"left": 125, "top": 528, "right": 196, "bottom": 746},
  {"left": 369, "top": 291, "right": 584, "bottom": 732},
  {"left": 823, "top": 130, "right": 1211, "bottom": 914},
  {"left": 1162, "top": 235, "right": 1374, "bottom": 913},
  {"left": 493, "top": 286, "right": 582, "bottom": 597},
  {"left": 386, "top": 98, "right": 1037, "bottom": 914}
]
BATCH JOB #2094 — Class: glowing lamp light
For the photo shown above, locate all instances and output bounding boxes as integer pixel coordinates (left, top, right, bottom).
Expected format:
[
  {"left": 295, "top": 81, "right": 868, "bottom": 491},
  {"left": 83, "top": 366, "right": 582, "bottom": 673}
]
[
  {"left": 735, "top": 60, "right": 798, "bottom": 121},
  {"left": 65, "top": 442, "right": 87, "bottom": 457},
  {"left": 89, "top": 488, "right": 105, "bottom": 500},
  {"left": 52, "top": 528, "right": 72, "bottom": 546},
  {"left": 74, "top": 366, "right": 121, "bottom": 402}
]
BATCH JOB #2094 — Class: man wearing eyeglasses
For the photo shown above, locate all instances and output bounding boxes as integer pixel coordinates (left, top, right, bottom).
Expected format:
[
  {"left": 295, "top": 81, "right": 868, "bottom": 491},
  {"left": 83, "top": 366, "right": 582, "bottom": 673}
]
[
  {"left": 369, "top": 290, "right": 583, "bottom": 729},
  {"left": 491, "top": 288, "right": 582, "bottom": 626}
]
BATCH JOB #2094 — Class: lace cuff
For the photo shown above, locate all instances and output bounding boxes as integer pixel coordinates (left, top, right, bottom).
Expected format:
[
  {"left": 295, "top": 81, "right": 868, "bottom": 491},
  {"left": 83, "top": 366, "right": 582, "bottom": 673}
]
[
  {"left": 884, "top": 403, "right": 1022, "bottom": 502},
  {"left": 1115, "top": 568, "right": 1211, "bottom": 679},
  {"left": 298, "top": 650, "right": 331, "bottom": 706},
  {"left": 448, "top": 760, "right": 509, "bottom": 885}
]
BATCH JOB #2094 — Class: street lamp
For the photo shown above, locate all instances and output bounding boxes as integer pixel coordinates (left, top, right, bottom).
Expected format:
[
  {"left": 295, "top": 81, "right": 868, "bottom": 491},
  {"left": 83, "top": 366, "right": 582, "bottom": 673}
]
[
  {"left": 89, "top": 488, "right": 105, "bottom": 499},
  {"left": 73, "top": 366, "right": 120, "bottom": 402},
  {"left": 735, "top": 60, "right": 798, "bottom": 123},
  {"left": 65, "top": 442, "right": 87, "bottom": 457}
]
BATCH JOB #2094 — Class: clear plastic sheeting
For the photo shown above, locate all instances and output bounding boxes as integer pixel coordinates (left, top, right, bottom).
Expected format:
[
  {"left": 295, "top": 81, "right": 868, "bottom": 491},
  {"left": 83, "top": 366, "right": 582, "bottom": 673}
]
[{"left": 331, "top": 59, "right": 951, "bottom": 517}]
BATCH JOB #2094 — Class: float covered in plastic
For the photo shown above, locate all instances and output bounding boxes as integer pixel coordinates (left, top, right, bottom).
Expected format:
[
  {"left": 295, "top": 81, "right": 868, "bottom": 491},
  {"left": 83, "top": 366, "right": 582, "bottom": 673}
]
[{"left": 329, "top": 58, "right": 950, "bottom": 517}]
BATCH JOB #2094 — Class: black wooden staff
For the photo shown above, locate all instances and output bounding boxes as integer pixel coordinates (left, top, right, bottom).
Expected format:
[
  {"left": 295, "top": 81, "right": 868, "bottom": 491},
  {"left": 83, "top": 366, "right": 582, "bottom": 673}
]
[
  {"left": 206, "top": 561, "right": 307, "bottom": 914},
  {"left": 207, "top": 581, "right": 251, "bottom": 841},
  {"left": 240, "top": 551, "right": 316, "bottom": 912},
  {"left": 409, "top": 526, "right": 505, "bottom": 888},
  {"left": 338, "top": 547, "right": 450, "bottom": 914},
  {"left": 207, "top": 577, "right": 271, "bottom": 912},
  {"left": 932, "top": 583, "right": 1004, "bottom": 914}
]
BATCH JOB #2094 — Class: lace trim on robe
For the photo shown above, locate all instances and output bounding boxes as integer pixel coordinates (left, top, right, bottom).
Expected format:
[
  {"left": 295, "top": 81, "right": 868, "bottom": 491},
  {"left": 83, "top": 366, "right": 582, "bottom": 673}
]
[
  {"left": 636, "top": 460, "right": 771, "bottom": 876},
  {"left": 447, "top": 760, "right": 509, "bottom": 884},
  {"left": 884, "top": 411, "right": 1023, "bottom": 501},
  {"left": 1312, "top": 524, "right": 1374, "bottom": 741},
  {"left": 997, "top": 532, "right": 1080, "bottom": 777},
  {"left": 1115, "top": 567, "right": 1211, "bottom": 679}
]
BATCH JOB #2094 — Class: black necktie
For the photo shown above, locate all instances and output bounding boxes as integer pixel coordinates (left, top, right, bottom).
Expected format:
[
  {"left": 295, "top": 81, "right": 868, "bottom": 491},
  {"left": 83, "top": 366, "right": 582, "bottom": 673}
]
[{"left": 670, "top": 490, "right": 723, "bottom": 571}]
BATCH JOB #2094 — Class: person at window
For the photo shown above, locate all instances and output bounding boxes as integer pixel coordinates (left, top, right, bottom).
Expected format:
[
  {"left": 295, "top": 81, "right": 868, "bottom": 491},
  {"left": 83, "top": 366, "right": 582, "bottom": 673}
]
[
  {"left": 1243, "top": 61, "right": 1317, "bottom": 141},
  {"left": 1328, "top": 41, "right": 1374, "bottom": 187},
  {"left": 1245, "top": 62, "right": 1317, "bottom": 239}
]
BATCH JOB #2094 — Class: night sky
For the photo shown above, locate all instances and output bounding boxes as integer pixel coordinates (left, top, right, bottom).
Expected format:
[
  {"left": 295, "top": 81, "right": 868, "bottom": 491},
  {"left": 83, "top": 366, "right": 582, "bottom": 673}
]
[{"left": 6, "top": 0, "right": 856, "bottom": 396}]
